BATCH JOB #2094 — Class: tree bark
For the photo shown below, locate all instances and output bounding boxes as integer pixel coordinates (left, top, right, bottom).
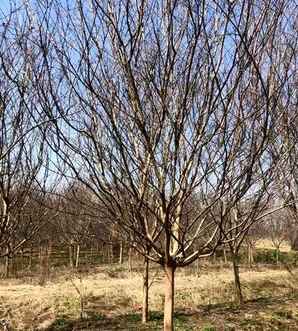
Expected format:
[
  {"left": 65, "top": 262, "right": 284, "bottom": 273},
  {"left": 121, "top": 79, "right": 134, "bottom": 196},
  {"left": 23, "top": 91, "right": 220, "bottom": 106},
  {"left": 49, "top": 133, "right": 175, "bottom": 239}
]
[
  {"left": 247, "top": 243, "right": 254, "bottom": 269},
  {"left": 69, "top": 245, "right": 74, "bottom": 269},
  {"left": 290, "top": 231, "right": 298, "bottom": 251},
  {"left": 4, "top": 247, "right": 9, "bottom": 278},
  {"left": 128, "top": 247, "right": 133, "bottom": 276},
  {"left": 28, "top": 245, "right": 33, "bottom": 271},
  {"left": 223, "top": 248, "right": 227, "bottom": 264},
  {"left": 213, "top": 252, "right": 216, "bottom": 264},
  {"left": 276, "top": 247, "right": 280, "bottom": 265},
  {"left": 45, "top": 244, "right": 49, "bottom": 280},
  {"left": 164, "top": 264, "right": 175, "bottom": 331},
  {"left": 12, "top": 255, "right": 17, "bottom": 278},
  {"left": 248, "top": 244, "right": 251, "bottom": 268},
  {"left": 75, "top": 245, "right": 80, "bottom": 268},
  {"left": 232, "top": 253, "right": 243, "bottom": 305},
  {"left": 142, "top": 256, "right": 149, "bottom": 323},
  {"left": 20, "top": 249, "right": 24, "bottom": 271},
  {"left": 196, "top": 257, "right": 200, "bottom": 278},
  {"left": 90, "top": 246, "right": 93, "bottom": 263},
  {"left": 250, "top": 246, "right": 254, "bottom": 267},
  {"left": 119, "top": 241, "right": 123, "bottom": 265},
  {"left": 109, "top": 243, "right": 114, "bottom": 264},
  {"left": 39, "top": 246, "right": 47, "bottom": 285}
]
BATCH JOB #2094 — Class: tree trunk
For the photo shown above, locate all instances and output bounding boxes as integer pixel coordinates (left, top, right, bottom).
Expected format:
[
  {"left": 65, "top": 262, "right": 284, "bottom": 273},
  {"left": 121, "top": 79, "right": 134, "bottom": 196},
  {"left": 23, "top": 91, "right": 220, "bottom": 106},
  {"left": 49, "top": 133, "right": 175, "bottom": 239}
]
[
  {"left": 142, "top": 256, "right": 149, "bottom": 323},
  {"left": 28, "top": 245, "right": 33, "bottom": 271},
  {"left": 164, "top": 264, "right": 175, "bottom": 331},
  {"left": 247, "top": 243, "right": 254, "bottom": 269},
  {"left": 250, "top": 245, "right": 254, "bottom": 266},
  {"left": 196, "top": 257, "right": 200, "bottom": 278},
  {"left": 75, "top": 245, "right": 80, "bottom": 268},
  {"left": 276, "top": 248, "right": 280, "bottom": 265},
  {"left": 45, "top": 245, "right": 49, "bottom": 281},
  {"left": 119, "top": 241, "right": 123, "bottom": 265},
  {"left": 223, "top": 248, "right": 227, "bottom": 264},
  {"left": 69, "top": 245, "right": 74, "bottom": 269},
  {"left": 39, "top": 246, "right": 47, "bottom": 285},
  {"left": 111, "top": 244, "right": 114, "bottom": 263},
  {"left": 213, "top": 252, "right": 216, "bottom": 264},
  {"left": 20, "top": 249, "right": 24, "bottom": 271},
  {"left": 90, "top": 246, "right": 93, "bottom": 263},
  {"left": 4, "top": 247, "right": 9, "bottom": 278},
  {"left": 128, "top": 247, "right": 133, "bottom": 276},
  {"left": 108, "top": 243, "right": 114, "bottom": 264},
  {"left": 232, "top": 253, "right": 243, "bottom": 305},
  {"left": 290, "top": 228, "right": 298, "bottom": 251}
]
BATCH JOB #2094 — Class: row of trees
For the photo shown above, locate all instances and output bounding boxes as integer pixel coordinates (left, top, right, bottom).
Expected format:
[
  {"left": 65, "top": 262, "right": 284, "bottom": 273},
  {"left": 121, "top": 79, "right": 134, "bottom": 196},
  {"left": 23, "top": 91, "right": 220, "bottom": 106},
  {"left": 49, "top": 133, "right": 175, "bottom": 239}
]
[{"left": 0, "top": 0, "right": 297, "bottom": 330}]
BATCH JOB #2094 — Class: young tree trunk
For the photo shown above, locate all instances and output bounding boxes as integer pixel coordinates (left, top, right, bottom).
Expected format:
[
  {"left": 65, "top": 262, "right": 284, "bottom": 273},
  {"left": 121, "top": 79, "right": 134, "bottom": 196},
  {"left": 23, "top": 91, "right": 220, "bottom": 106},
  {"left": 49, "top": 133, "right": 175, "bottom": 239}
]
[
  {"left": 196, "top": 257, "right": 200, "bottom": 278},
  {"left": 250, "top": 246, "right": 254, "bottom": 266},
  {"left": 39, "top": 246, "right": 47, "bottom": 285},
  {"left": 142, "top": 256, "right": 149, "bottom": 323},
  {"left": 107, "top": 244, "right": 112, "bottom": 264},
  {"left": 90, "top": 246, "right": 93, "bottom": 263},
  {"left": 69, "top": 245, "right": 74, "bottom": 269},
  {"left": 45, "top": 245, "right": 49, "bottom": 281},
  {"left": 4, "top": 248, "right": 9, "bottom": 278},
  {"left": 47, "top": 241, "right": 52, "bottom": 278},
  {"left": 164, "top": 264, "right": 175, "bottom": 331},
  {"left": 213, "top": 252, "right": 216, "bottom": 264},
  {"left": 20, "top": 248, "right": 24, "bottom": 271},
  {"left": 247, "top": 243, "right": 254, "bottom": 269},
  {"left": 128, "top": 247, "right": 133, "bottom": 276},
  {"left": 276, "top": 247, "right": 280, "bottom": 265},
  {"left": 119, "top": 241, "right": 123, "bottom": 265},
  {"left": 110, "top": 244, "right": 114, "bottom": 263},
  {"left": 28, "top": 245, "right": 33, "bottom": 271},
  {"left": 75, "top": 245, "right": 80, "bottom": 268},
  {"left": 290, "top": 230, "right": 298, "bottom": 251},
  {"left": 232, "top": 253, "right": 243, "bottom": 305},
  {"left": 39, "top": 245, "right": 42, "bottom": 261},
  {"left": 12, "top": 255, "right": 17, "bottom": 278},
  {"left": 223, "top": 248, "right": 227, "bottom": 264},
  {"left": 247, "top": 244, "right": 251, "bottom": 268}
]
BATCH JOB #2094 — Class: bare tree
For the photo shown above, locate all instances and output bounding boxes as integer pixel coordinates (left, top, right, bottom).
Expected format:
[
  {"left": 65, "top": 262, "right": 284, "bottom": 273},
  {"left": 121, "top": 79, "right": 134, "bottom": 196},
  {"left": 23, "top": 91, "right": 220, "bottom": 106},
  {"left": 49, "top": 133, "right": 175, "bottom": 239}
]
[
  {"left": 217, "top": 193, "right": 272, "bottom": 305},
  {"left": 269, "top": 1, "right": 298, "bottom": 250},
  {"left": 56, "top": 182, "right": 99, "bottom": 269},
  {"left": 26, "top": 0, "right": 296, "bottom": 329},
  {"left": 265, "top": 210, "right": 289, "bottom": 264},
  {"left": 0, "top": 4, "right": 52, "bottom": 262}
]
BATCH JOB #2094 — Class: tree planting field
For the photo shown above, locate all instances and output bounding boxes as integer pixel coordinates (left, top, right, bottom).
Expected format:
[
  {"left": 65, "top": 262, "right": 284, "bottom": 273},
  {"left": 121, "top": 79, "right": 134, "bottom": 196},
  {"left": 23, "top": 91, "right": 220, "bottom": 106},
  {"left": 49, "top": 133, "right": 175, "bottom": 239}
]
[
  {"left": 0, "top": 0, "right": 297, "bottom": 330},
  {"left": 1, "top": 246, "right": 298, "bottom": 331}
]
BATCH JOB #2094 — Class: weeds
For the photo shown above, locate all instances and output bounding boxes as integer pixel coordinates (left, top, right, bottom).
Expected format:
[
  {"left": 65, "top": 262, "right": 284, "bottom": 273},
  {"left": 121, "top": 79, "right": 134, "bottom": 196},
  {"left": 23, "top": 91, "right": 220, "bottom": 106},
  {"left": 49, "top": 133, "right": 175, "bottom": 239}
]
[{"left": 0, "top": 265, "right": 297, "bottom": 330}]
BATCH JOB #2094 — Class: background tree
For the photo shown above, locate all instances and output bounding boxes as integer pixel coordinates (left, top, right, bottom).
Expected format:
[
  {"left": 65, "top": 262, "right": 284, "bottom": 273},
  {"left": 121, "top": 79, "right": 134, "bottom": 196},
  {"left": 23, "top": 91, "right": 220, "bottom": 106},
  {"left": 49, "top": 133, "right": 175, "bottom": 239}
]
[
  {"left": 269, "top": 1, "right": 298, "bottom": 250},
  {"left": 0, "top": 5, "right": 50, "bottom": 262},
  {"left": 265, "top": 210, "right": 289, "bottom": 264}
]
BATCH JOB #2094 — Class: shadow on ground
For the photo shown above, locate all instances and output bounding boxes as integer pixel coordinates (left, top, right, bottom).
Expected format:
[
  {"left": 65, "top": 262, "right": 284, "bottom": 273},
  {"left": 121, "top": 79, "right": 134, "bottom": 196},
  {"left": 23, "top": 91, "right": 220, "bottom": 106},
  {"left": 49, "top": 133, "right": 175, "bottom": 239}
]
[
  {"left": 42, "top": 290, "right": 298, "bottom": 331},
  {"left": 43, "top": 309, "right": 203, "bottom": 331}
]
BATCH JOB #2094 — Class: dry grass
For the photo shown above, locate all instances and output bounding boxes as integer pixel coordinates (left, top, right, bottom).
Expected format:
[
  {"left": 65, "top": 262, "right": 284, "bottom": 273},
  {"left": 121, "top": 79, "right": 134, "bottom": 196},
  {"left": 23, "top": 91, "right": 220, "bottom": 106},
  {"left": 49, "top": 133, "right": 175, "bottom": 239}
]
[
  {"left": 0, "top": 264, "right": 297, "bottom": 330},
  {"left": 256, "top": 239, "right": 291, "bottom": 252}
]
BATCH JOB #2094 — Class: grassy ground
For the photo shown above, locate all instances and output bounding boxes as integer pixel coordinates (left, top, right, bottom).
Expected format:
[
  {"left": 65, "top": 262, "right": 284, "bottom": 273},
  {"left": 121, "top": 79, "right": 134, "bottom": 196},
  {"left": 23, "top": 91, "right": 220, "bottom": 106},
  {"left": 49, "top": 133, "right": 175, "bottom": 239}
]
[
  {"left": 0, "top": 260, "right": 298, "bottom": 331},
  {"left": 255, "top": 239, "right": 291, "bottom": 252}
]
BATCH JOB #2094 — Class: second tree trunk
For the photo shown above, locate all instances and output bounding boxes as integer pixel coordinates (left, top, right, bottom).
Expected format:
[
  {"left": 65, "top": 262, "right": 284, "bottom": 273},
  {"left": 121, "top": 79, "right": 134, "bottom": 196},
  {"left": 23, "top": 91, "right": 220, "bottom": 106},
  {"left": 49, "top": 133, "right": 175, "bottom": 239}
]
[{"left": 232, "top": 253, "right": 243, "bottom": 305}]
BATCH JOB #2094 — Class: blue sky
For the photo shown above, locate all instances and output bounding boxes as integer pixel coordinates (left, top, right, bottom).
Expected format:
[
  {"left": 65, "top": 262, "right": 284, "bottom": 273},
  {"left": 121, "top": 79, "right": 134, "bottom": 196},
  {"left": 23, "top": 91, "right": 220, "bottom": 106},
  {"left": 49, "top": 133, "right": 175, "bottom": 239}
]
[
  {"left": 0, "top": 0, "right": 12, "bottom": 11},
  {"left": 0, "top": 1, "right": 15, "bottom": 18}
]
